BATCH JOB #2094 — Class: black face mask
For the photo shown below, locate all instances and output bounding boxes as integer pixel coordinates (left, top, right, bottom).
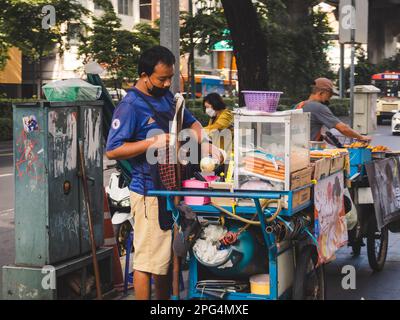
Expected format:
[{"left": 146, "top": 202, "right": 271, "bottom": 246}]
[
  {"left": 323, "top": 100, "right": 330, "bottom": 106},
  {"left": 147, "top": 77, "right": 170, "bottom": 98}
]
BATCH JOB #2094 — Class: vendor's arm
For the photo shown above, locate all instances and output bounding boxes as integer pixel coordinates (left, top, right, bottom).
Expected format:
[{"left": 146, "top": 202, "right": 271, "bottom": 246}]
[
  {"left": 106, "top": 135, "right": 169, "bottom": 160},
  {"left": 334, "top": 123, "right": 371, "bottom": 142},
  {"left": 314, "top": 104, "right": 371, "bottom": 143},
  {"left": 105, "top": 101, "right": 169, "bottom": 160}
]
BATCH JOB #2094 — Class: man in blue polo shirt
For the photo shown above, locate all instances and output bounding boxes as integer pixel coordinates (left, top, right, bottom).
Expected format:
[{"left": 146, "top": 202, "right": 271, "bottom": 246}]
[{"left": 106, "top": 46, "right": 221, "bottom": 300}]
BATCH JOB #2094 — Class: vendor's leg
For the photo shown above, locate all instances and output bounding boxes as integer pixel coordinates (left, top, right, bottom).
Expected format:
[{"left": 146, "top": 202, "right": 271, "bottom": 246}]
[
  {"left": 134, "top": 270, "right": 151, "bottom": 300},
  {"left": 130, "top": 192, "right": 172, "bottom": 300},
  {"left": 153, "top": 273, "right": 171, "bottom": 300}
]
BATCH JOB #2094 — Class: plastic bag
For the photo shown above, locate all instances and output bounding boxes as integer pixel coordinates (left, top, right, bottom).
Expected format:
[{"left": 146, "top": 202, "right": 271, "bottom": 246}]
[
  {"left": 344, "top": 188, "right": 358, "bottom": 231},
  {"left": 42, "top": 78, "right": 102, "bottom": 102}
]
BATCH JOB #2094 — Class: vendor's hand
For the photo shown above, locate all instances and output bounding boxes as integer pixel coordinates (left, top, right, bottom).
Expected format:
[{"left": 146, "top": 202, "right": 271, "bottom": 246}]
[
  {"left": 359, "top": 135, "right": 372, "bottom": 143},
  {"left": 208, "top": 144, "right": 225, "bottom": 164},
  {"left": 149, "top": 133, "right": 170, "bottom": 149}
]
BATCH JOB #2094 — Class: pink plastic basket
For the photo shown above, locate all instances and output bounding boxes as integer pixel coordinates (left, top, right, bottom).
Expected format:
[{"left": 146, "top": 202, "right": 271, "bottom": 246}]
[
  {"left": 182, "top": 178, "right": 217, "bottom": 205},
  {"left": 242, "top": 91, "right": 283, "bottom": 112}
]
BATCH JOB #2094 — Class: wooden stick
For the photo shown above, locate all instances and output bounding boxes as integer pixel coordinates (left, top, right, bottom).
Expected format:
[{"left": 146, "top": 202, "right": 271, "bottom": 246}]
[
  {"left": 171, "top": 95, "right": 184, "bottom": 300},
  {"left": 78, "top": 140, "right": 102, "bottom": 300}
]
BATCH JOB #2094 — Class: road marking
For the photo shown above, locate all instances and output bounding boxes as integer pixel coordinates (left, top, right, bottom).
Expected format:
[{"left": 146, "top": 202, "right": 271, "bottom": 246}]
[{"left": 0, "top": 173, "right": 13, "bottom": 178}]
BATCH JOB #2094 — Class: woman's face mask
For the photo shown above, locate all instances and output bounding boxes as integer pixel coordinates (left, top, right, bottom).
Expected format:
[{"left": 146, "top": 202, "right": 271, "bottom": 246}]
[{"left": 206, "top": 107, "right": 216, "bottom": 118}]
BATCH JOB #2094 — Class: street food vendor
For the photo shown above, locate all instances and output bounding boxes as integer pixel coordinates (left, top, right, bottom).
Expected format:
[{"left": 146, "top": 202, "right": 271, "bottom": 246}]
[
  {"left": 203, "top": 92, "right": 233, "bottom": 152},
  {"left": 105, "top": 46, "right": 223, "bottom": 300},
  {"left": 203, "top": 93, "right": 233, "bottom": 133},
  {"left": 295, "top": 78, "right": 371, "bottom": 143}
]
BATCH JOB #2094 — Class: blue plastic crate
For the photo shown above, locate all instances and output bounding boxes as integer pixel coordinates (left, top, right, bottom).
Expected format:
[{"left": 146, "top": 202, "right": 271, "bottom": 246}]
[{"left": 348, "top": 148, "right": 372, "bottom": 177}]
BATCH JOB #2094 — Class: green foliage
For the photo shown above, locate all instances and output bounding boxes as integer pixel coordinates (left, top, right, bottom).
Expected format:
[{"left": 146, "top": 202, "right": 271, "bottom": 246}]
[
  {"left": 260, "top": 0, "right": 334, "bottom": 97},
  {"left": 185, "top": 0, "right": 334, "bottom": 99},
  {"left": 79, "top": 0, "right": 160, "bottom": 90},
  {"left": 0, "top": 44, "right": 9, "bottom": 71},
  {"left": 79, "top": 0, "right": 139, "bottom": 84},
  {"left": 345, "top": 47, "right": 400, "bottom": 88},
  {"left": 0, "top": 98, "right": 37, "bottom": 118},
  {"left": 278, "top": 98, "right": 350, "bottom": 117},
  {"left": 0, "top": 8, "right": 10, "bottom": 71},
  {"left": 180, "top": 1, "right": 228, "bottom": 56},
  {"left": 1, "top": 0, "right": 89, "bottom": 63},
  {"left": 0, "top": 117, "right": 12, "bottom": 141},
  {"left": 133, "top": 21, "right": 160, "bottom": 52}
]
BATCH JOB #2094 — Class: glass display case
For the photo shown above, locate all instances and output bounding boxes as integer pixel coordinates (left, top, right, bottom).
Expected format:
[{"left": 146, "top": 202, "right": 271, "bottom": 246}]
[{"left": 233, "top": 110, "right": 310, "bottom": 191}]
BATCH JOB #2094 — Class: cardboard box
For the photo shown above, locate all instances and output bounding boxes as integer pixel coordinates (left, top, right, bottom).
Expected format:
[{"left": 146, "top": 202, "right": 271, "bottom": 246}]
[
  {"left": 292, "top": 187, "right": 311, "bottom": 208},
  {"left": 290, "top": 167, "right": 313, "bottom": 190},
  {"left": 330, "top": 155, "right": 345, "bottom": 174},
  {"left": 209, "top": 181, "right": 235, "bottom": 206},
  {"left": 312, "top": 157, "right": 331, "bottom": 181}
]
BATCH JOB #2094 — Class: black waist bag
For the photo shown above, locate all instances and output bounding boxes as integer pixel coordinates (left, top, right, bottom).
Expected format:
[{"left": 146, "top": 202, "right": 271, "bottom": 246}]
[{"left": 173, "top": 204, "right": 202, "bottom": 258}]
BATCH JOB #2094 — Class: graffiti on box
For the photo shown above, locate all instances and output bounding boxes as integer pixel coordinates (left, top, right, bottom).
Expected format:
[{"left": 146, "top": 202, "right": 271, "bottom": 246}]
[
  {"left": 22, "top": 115, "right": 39, "bottom": 133},
  {"left": 314, "top": 171, "right": 348, "bottom": 263},
  {"left": 366, "top": 157, "right": 400, "bottom": 229},
  {"left": 15, "top": 128, "right": 44, "bottom": 184}
]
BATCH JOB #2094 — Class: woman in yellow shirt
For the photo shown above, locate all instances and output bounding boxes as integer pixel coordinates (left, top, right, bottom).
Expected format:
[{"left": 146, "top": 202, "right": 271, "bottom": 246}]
[{"left": 203, "top": 93, "right": 233, "bottom": 153}]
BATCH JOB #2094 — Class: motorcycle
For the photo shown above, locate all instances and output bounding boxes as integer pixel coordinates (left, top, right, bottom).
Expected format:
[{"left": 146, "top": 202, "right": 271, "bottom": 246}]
[{"left": 105, "top": 167, "right": 134, "bottom": 256}]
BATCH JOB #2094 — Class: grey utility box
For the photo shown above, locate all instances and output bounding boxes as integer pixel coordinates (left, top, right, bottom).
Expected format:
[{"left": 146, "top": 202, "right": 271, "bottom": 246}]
[
  {"left": 352, "top": 85, "right": 380, "bottom": 135},
  {"left": 11, "top": 101, "right": 104, "bottom": 267}
]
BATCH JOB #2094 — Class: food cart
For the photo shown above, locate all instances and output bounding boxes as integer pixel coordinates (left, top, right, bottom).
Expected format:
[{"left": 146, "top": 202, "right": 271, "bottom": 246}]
[{"left": 149, "top": 109, "right": 350, "bottom": 300}]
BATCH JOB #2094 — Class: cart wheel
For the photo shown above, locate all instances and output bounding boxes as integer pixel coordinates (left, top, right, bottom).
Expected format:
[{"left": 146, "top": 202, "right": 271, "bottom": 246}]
[
  {"left": 367, "top": 221, "right": 389, "bottom": 272},
  {"left": 293, "top": 245, "right": 326, "bottom": 300},
  {"left": 348, "top": 227, "right": 362, "bottom": 256},
  {"left": 352, "top": 243, "right": 361, "bottom": 256}
]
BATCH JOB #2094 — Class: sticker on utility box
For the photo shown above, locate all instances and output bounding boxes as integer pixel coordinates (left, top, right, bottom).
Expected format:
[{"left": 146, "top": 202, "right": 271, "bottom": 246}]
[{"left": 22, "top": 115, "right": 39, "bottom": 133}]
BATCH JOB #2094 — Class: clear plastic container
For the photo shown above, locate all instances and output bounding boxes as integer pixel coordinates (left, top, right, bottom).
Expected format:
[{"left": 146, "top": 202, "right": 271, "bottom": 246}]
[
  {"left": 43, "top": 78, "right": 102, "bottom": 102},
  {"left": 234, "top": 110, "right": 310, "bottom": 191}
]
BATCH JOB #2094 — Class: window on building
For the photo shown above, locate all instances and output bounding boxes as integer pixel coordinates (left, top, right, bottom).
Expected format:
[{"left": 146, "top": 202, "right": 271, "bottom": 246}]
[
  {"left": 94, "top": 1, "right": 102, "bottom": 10},
  {"left": 67, "top": 23, "right": 82, "bottom": 46},
  {"left": 118, "top": 0, "right": 133, "bottom": 16},
  {"left": 140, "top": 0, "right": 152, "bottom": 20}
]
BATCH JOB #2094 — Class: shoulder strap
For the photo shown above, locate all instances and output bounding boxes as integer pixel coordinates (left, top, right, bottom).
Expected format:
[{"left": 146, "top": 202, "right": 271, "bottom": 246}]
[{"left": 295, "top": 101, "right": 306, "bottom": 110}]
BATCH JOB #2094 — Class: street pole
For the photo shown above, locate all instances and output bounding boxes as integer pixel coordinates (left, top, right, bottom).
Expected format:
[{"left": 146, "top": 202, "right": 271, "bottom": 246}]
[
  {"left": 339, "top": 43, "right": 345, "bottom": 99},
  {"left": 349, "top": 0, "right": 356, "bottom": 129},
  {"left": 160, "top": 0, "right": 181, "bottom": 300},
  {"left": 160, "top": 0, "right": 180, "bottom": 94},
  {"left": 189, "top": 0, "right": 196, "bottom": 102}
]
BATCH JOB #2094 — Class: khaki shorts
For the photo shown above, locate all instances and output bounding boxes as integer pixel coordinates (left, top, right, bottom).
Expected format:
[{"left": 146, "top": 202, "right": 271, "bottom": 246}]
[{"left": 130, "top": 192, "right": 172, "bottom": 275}]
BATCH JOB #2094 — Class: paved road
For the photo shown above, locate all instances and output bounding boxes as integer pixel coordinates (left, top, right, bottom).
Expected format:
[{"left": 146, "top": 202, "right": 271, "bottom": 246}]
[
  {"left": 0, "top": 124, "right": 399, "bottom": 299},
  {"left": 0, "top": 141, "right": 15, "bottom": 298}
]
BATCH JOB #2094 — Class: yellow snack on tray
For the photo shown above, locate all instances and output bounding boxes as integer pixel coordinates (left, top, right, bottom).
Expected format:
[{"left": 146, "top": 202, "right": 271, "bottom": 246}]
[
  {"left": 372, "top": 145, "right": 390, "bottom": 152},
  {"left": 347, "top": 141, "right": 370, "bottom": 148}
]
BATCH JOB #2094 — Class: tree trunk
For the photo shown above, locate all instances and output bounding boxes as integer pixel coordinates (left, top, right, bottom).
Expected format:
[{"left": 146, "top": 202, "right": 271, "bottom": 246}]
[
  {"left": 188, "top": 0, "right": 196, "bottom": 101},
  {"left": 32, "top": 59, "right": 37, "bottom": 98},
  {"left": 37, "top": 56, "right": 42, "bottom": 98},
  {"left": 221, "top": 0, "right": 269, "bottom": 106},
  {"left": 186, "top": 55, "right": 192, "bottom": 99},
  {"left": 189, "top": 49, "right": 196, "bottom": 100}
]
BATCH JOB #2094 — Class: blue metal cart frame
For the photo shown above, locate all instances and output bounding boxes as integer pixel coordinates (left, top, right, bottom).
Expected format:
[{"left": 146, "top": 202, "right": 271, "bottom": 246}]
[{"left": 148, "top": 185, "right": 316, "bottom": 300}]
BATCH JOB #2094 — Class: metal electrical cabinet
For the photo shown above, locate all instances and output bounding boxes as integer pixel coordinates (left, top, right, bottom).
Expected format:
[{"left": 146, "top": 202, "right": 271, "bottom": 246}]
[
  {"left": 12, "top": 101, "right": 104, "bottom": 266},
  {"left": 353, "top": 85, "right": 380, "bottom": 135}
]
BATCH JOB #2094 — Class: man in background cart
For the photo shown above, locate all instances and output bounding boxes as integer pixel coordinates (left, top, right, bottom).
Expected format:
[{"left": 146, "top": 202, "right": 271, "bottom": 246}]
[{"left": 295, "top": 78, "right": 372, "bottom": 143}]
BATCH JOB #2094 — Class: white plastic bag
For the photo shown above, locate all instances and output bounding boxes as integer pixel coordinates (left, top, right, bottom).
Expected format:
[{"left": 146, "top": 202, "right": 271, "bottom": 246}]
[{"left": 42, "top": 78, "right": 102, "bottom": 102}]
